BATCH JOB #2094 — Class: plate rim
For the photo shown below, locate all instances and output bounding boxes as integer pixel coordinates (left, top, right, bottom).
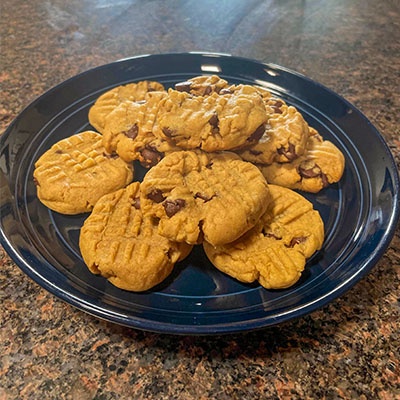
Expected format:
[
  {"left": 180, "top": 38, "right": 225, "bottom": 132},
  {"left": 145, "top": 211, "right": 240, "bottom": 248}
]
[{"left": 1, "top": 52, "right": 399, "bottom": 335}]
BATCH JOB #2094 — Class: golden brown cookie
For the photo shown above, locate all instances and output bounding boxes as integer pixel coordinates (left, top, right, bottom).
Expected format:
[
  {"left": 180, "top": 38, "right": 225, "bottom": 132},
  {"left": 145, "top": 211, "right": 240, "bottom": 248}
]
[
  {"left": 79, "top": 182, "right": 192, "bottom": 291},
  {"left": 88, "top": 81, "right": 165, "bottom": 133},
  {"left": 237, "top": 96, "right": 310, "bottom": 164},
  {"left": 259, "top": 128, "right": 345, "bottom": 193},
  {"left": 33, "top": 131, "right": 133, "bottom": 214},
  {"left": 203, "top": 185, "right": 324, "bottom": 289},
  {"left": 174, "top": 75, "right": 229, "bottom": 96},
  {"left": 153, "top": 85, "right": 268, "bottom": 152},
  {"left": 102, "top": 91, "right": 180, "bottom": 167},
  {"left": 140, "top": 150, "right": 270, "bottom": 246}
]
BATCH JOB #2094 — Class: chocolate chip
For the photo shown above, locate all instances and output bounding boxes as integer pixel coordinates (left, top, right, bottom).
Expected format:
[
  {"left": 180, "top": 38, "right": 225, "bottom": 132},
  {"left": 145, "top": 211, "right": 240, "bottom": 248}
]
[
  {"left": 147, "top": 88, "right": 156, "bottom": 92},
  {"left": 133, "top": 197, "right": 140, "bottom": 209},
  {"left": 175, "top": 81, "right": 192, "bottom": 93},
  {"left": 162, "top": 127, "right": 174, "bottom": 137},
  {"left": 33, "top": 177, "right": 40, "bottom": 186},
  {"left": 277, "top": 142, "right": 297, "bottom": 161},
  {"left": 123, "top": 124, "right": 138, "bottom": 140},
  {"left": 247, "top": 124, "right": 265, "bottom": 142},
  {"left": 249, "top": 149, "right": 263, "bottom": 156},
  {"left": 163, "top": 199, "right": 186, "bottom": 217},
  {"left": 298, "top": 163, "right": 321, "bottom": 178},
  {"left": 262, "top": 231, "right": 280, "bottom": 240},
  {"left": 140, "top": 147, "right": 163, "bottom": 168},
  {"left": 287, "top": 236, "right": 307, "bottom": 248},
  {"left": 208, "top": 113, "right": 219, "bottom": 134},
  {"left": 271, "top": 105, "right": 283, "bottom": 114},
  {"left": 146, "top": 189, "right": 165, "bottom": 203},
  {"left": 194, "top": 192, "right": 213, "bottom": 202},
  {"left": 205, "top": 162, "right": 213, "bottom": 169},
  {"left": 103, "top": 152, "right": 119, "bottom": 159},
  {"left": 220, "top": 88, "right": 233, "bottom": 95},
  {"left": 321, "top": 172, "right": 329, "bottom": 188},
  {"left": 274, "top": 100, "right": 283, "bottom": 108},
  {"left": 55, "top": 150, "right": 63, "bottom": 154},
  {"left": 203, "top": 86, "right": 212, "bottom": 96}
]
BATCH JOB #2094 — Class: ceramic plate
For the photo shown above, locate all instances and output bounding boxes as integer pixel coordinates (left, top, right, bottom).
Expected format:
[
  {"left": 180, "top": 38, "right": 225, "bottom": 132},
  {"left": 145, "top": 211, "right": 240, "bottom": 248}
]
[{"left": 1, "top": 53, "right": 399, "bottom": 334}]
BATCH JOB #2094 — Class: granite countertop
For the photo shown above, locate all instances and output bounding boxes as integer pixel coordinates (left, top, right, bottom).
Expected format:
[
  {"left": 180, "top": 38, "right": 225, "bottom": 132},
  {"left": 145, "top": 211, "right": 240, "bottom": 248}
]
[{"left": 1, "top": 0, "right": 399, "bottom": 398}]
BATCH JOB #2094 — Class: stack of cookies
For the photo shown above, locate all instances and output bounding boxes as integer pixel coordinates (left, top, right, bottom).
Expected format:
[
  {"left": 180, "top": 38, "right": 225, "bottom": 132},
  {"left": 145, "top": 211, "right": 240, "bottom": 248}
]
[{"left": 33, "top": 75, "right": 344, "bottom": 291}]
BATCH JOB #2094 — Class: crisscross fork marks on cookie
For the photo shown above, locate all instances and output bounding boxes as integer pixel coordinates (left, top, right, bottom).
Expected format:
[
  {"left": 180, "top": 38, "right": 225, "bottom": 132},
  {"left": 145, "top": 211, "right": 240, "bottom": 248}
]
[
  {"left": 203, "top": 185, "right": 324, "bottom": 289},
  {"left": 140, "top": 151, "right": 270, "bottom": 246}
]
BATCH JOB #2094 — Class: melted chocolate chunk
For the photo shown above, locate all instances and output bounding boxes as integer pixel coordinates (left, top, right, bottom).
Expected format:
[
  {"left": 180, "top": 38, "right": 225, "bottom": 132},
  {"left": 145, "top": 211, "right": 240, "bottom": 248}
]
[
  {"left": 287, "top": 236, "right": 307, "bottom": 248},
  {"left": 274, "top": 100, "right": 283, "bottom": 108},
  {"left": 271, "top": 105, "right": 283, "bottom": 114},
  {"left": 208, "top": 112, "right": 219, "bottom": 134},
  {"left": 163, "top": 199, "right": 186, "bottom": 217},
  {"left": 147, "top": 87, "right": 157, "bottom": 92},
  {"left": 123, "top": 124, "right": 139, "bottom": 140},
  {"left": 205, "top": 162, "right": 213, "bottom": 169},
  {"left": 277, "top": 142, "right": 297, "bottom": 161},
  {"left": 141, "top": 147, "right": 163, "bottom": 168},
  {"left": 219, "top": 88, "right": 233, "bottom": 95},
  {"left": 263, "top": 231, "right": 281, "bottom": 240},
  {"left": 321, "top": 172, "right": 329, "bottom": 188},
  {"left": 103, "top": 152, "right": 119, "bottom": 159},
  {"left": 298, "top": 163, "right": 321, "bottom": 178},
  {"left": 55, "top": 150, "right": 63, "bottom": 154},
  {"left": 162, "top": 127, "right": 174, "bottom": 137},
  {"left": 203, "top": 86, "right": 212, "bottom": 96},
  {"left": 249, "top": 149, "right": 263, "bottom": 156},
  {"left": 247, "top": 124, "right": 265, "bottom": 142},
  {"left": 175, "top": 81, "right": 192, "bottom": 93},
  {"left": 194, "top": 192, "right": 214, "bottom": 202},
  {"left": 133, "top": 197, "right": 140, "bottom": 209},
  {"left": 146, "top": 189, "right": 165, "bottom": 203}
]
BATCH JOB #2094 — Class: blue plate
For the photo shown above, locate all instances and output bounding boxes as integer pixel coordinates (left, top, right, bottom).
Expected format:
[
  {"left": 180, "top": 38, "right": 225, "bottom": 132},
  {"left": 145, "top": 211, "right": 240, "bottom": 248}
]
[{"left": 1, "top": 53, "right": 399, "bottom": 334}]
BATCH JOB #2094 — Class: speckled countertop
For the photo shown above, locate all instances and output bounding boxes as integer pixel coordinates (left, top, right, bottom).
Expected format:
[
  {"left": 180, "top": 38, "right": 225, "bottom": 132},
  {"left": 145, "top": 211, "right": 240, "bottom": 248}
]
[{"left": 1, "top": 0, "right": 400, "bottom": 399}]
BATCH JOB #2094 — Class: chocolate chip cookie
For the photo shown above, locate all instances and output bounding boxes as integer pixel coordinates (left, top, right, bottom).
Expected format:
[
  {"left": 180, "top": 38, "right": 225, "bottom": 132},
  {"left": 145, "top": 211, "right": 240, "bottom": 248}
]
[
  {"left": 203, "top": 185, "right": 324, "bottom": 289},
  {"left": 237, "top": 96, "right": 310, "bottom": 164},
  {"left": 154, "top": 85, "right": 268, "bottom": 152},
  {"left": 174, "top": 75, "right": 229, "bottom": 96},
  {"left": 88, "top": 81, "right": 164, "bottom": 133},
  {"left": 140, "top": 150, "right": 270, "bottom": 246},
  {"left": 80, "top": 182, "right": 192, "bottom": 291},
  {"left": 102, "top": 91, "right": 180, "bottom": 167},
  {"left": 34, "top": 131, "right": 134, "bottom": 214},
  {"left": 259, "top": 128, "right": 345, "bottom": 192}
]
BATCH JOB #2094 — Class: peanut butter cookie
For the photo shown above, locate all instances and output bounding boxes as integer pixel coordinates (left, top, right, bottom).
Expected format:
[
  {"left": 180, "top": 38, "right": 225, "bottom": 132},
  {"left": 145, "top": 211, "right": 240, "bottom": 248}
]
[
  {"left": 140, "top": 150, "right": 270, "bottom": 246},
  {"left": 88, "top": 81, "right": 164, "bottom": 133},
  {"left": 102, "top": 91, "right": 180, "bottom": 167},
  {"left": 34, "top": 131, "right": 133, "bottom": 214},
  {"left": 237, "top": 96, "right": 310, "bottom": 164},
  {"left": 259, "top": 128, "right": 345, "bottom": 192},
  {"left": 154, "top": 85, "right": 268, "bottom": 152},
  {"left": 174, "top": 75, "right": 229, "bottom": 96},
  {"left": 203, "top": 185, "right": 324, "bottom": 289},
  {"left": 80, "top": 182, "right": 192, "bottom": 291}
]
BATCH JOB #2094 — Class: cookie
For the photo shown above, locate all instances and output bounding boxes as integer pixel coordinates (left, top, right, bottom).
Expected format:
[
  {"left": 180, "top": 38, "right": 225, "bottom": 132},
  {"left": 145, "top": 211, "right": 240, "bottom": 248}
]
[
  {"left": 259, "top": 128, "right": 345, "bottom": 192},
  {"left": 203, "top": 185, "right": 324, "bottom": 289},
  {"left": 174, "top": 75, "right": 229, "bottom": 96},
  {"left": 140, "top": 150, "right": 270, "bottom": 246},
  {"left": 237, "top": 96, "right": 310, "bottom": 164},
  {"left": 88, "top": 81, "right": 165, "bottom": 133},
  {"left": 79, "top": 182, "right": 192, "bottom": 291},
  {"left": 33, "top": 131, "right": 134, "bottom": 214},
  {"left": 153, "top": 85, "right": 268, "bottom": 152},
  {"left": 102, "top": 91, "right": 180, "bottom": 167}
]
